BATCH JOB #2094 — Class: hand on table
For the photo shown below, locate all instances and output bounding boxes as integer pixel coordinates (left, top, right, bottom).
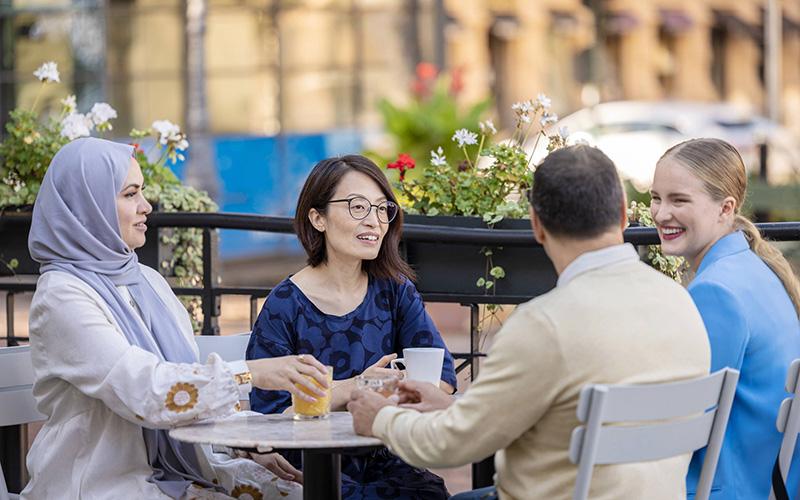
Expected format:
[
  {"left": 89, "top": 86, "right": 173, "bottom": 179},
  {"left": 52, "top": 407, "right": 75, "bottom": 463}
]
[
  {"left": 233, "top": 449, "right": 303, "bottom": 484},
  {"left": 331, "top": 353, "right": 398, "bottom": 409},
  {"left": 347, "top": 389, "right": 395, "bottom": 437},
  {"left": 246, "top": 355, "right": 329, "bottom": 402},
  {"left": 396, "top": 380, "right": 455, "bottom": 412}
]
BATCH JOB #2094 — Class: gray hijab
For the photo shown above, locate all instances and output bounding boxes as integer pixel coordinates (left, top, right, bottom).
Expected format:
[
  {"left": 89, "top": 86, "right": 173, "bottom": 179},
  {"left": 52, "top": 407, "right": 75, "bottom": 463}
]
[{"left": 28, "top": 137, "right": 217, "bottom": 498}]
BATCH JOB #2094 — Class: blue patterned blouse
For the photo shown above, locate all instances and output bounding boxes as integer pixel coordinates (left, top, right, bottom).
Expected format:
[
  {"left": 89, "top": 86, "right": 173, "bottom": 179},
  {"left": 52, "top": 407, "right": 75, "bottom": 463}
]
[{"left": 247, "top": 275, "right": 457, "bottom": 414}]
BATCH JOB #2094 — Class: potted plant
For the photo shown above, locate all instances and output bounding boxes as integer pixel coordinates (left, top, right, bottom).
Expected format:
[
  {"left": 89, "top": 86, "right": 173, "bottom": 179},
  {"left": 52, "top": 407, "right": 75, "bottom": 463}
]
[
  {"left": 0, "top": 62, "right": 216, "bottom": 332},
  {"left": 381, "top": 94, "right": 685, "bottom": 333}
]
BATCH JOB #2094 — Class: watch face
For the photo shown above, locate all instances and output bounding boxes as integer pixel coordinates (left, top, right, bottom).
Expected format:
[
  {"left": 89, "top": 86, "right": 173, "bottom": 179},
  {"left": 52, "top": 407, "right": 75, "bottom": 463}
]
[{"left": 235, "top": 372, "right": 253, "bottom": 385}]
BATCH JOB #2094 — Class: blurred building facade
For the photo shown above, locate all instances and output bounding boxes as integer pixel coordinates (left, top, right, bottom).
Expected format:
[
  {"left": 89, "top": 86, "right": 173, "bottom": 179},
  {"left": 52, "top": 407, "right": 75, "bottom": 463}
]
[{"left": 2, "top": 0, "right": 800, "bottom": 136}]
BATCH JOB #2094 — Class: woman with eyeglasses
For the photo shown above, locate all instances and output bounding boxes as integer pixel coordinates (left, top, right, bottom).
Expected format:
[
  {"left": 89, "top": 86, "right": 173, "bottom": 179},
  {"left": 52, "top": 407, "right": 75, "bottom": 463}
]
[{"left": 246, "top": 155, "right": 456, "bottom": 499}]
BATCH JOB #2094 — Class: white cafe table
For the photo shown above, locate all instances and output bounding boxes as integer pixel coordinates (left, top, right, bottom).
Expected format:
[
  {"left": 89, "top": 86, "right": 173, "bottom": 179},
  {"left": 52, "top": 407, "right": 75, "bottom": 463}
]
[{"left": 169, "top": 411, "right": 383, "bottom": 500}]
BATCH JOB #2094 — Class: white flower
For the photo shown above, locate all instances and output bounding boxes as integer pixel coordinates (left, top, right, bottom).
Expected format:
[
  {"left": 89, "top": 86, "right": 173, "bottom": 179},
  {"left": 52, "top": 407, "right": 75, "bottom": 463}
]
[
  {"left": 519, "top": 114, "right": 532, "bottom": 124},
  {"left": 60, "top": 113, "right": 93, "bottom": 140},
  {"left": 151, "top": 120, "right": 181, "bottom": 144},
  {"left": 558, "top": 126, "right": 569, "bottom": 139},
  {"left": 536, "top": 93, "right": 552, "bottom": 110},
  {"left": 33, "top": 61, "right": 60, "bottom": 83},
  {"left": 452, "top": 128, "right": 478, "bottom": 148},
  {"left": 430, "top": 147, "right": 447, "bottom": 167},
  {"left": 479, "top": 120, "right": 497, "bottom": 135},
  {"left": 60, "top": 95, "right": 77, "bottom": 114},
  {"left": 540, "top": 113, "right": 558, "bottom": 126},
  {"left": 88, "top": 102, "right": 117, "bottom": 129},
  {"left": 175, "top": 138, "right": 189, "bottom": 151},
  {"left": 511, "top": 100, "right": 533, "bottom": 115}
]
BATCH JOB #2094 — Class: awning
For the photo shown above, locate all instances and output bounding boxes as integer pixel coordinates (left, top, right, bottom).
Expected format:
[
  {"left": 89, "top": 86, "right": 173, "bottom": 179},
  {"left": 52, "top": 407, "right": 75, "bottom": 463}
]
[
  {"left": 604, "top": 11, "right": 639, "bottom": 35},
  {"left": 660, "top": 9, "right": 694, "bottom": 34}
]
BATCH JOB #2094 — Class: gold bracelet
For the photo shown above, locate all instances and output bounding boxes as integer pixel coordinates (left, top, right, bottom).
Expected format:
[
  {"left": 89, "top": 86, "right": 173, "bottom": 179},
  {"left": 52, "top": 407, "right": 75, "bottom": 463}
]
[{"left": 234, "top": 371, "right": 253, "bottom": 386}]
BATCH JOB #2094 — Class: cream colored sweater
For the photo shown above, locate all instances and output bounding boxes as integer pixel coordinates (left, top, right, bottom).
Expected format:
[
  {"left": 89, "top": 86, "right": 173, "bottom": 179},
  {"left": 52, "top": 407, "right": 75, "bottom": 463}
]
[{"left": 373, "top": 258, "right": 710, "bottom": 500}]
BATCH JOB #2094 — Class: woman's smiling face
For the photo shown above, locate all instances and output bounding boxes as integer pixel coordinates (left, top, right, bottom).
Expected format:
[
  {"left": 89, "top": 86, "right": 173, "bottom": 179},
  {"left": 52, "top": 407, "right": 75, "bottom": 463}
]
[
  {"left": 650, "top": 158, "right": 734, "bottom": 268},
  {"left": 116, "top": 158, "right": 152, "bottom": 250},
  {"left": 313, "top": 170, "right": 391, "bottom": 264}
]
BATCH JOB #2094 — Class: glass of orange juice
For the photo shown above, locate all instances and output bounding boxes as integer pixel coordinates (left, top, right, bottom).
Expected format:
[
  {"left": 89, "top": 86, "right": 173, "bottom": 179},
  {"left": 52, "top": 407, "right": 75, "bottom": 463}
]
[{"left": 292, "top": 366, "right": 333, "bottom": 420}]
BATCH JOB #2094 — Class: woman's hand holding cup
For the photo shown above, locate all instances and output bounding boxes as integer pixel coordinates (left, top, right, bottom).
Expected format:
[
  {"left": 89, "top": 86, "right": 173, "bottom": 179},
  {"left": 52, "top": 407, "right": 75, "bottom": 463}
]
[{"left": 246, "top": 354, "right": 329, "bottom": 402}]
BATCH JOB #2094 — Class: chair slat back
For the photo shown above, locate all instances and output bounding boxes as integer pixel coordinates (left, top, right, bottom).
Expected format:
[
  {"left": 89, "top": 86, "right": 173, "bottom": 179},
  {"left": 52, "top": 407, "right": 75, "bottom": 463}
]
[
  {"left": 0, "top": 346, "right": 45, "bottom": 426},
  {"left": 0, "top": 346, "right": 36, "bottom": 388},
  {"left": 570, "top": 368, "right": 739, "bottom": 500},
  {"left": 195, "top": 333, "right": 251, "bottom": 363},
  {"left": 570, "top": 411, "right": 715, "bottom": 464},
  {"left": 770, "top": 359, "right": 800, "bottom": 500},
  {"left": 576, "top": 370, "right": 726, "bottom": 423}
]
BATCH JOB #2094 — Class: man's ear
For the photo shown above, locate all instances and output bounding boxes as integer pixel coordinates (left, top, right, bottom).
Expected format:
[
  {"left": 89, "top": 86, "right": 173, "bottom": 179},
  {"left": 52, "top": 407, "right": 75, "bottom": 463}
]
[
  {"left": 619, "top": 198, "right": 629, "bottom": 231},
  {"left": 529, "top": 206, "right": 546, "bottom": 244},
  {"left": 308, "top": 208, "right": 325, "bottom": 233}
]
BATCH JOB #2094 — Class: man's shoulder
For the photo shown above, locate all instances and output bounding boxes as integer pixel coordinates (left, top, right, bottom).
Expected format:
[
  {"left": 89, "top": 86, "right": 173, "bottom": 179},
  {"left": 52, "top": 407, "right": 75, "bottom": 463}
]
[{"left": 523, "top": 260, "right": 693, "bottom": 321}]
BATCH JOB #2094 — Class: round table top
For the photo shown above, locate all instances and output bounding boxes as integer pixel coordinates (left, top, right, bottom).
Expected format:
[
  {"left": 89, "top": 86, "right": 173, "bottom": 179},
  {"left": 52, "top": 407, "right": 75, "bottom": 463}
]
[{"left": 169, "top": 411, "right": 383, "bottom": 451}]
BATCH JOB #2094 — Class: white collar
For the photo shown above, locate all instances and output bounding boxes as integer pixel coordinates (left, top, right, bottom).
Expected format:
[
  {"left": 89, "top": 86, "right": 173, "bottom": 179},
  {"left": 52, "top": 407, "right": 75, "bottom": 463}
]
[{"left": 557, "top": 243, "right": 639, "bottom": 287}]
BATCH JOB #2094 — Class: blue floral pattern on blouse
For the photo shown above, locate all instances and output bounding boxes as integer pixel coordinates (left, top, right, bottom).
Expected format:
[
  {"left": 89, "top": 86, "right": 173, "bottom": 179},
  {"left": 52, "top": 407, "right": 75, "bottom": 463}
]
[{"left": 247, "top": 275, "right": 457, "bottom": 499}]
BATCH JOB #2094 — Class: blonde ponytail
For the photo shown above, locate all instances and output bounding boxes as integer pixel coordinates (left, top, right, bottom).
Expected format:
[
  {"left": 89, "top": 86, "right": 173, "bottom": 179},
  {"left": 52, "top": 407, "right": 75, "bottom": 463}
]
[
  {"left": 660, "top": 138, "right": 800, "bottom": 318},
  {"left": 735, "top": 215, "right": 800, "bottom": 316}
]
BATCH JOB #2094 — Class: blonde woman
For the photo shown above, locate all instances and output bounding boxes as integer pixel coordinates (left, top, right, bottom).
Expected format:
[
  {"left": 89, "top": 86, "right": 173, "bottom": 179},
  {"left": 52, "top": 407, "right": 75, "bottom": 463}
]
[{"left": 650, "top": 138, "right": 800, "bottom": 499}]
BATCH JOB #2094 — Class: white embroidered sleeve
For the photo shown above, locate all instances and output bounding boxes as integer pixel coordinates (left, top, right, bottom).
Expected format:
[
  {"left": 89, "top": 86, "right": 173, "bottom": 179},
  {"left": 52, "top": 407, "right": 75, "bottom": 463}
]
[{"left": 29, "top": 277, "right": 240, "bottom": 429}]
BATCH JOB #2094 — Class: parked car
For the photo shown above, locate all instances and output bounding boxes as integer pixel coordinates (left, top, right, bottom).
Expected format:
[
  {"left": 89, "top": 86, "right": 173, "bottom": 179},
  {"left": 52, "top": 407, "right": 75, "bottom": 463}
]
[{"left": 531, "top": 101, "right": 800, "bottom": 191}]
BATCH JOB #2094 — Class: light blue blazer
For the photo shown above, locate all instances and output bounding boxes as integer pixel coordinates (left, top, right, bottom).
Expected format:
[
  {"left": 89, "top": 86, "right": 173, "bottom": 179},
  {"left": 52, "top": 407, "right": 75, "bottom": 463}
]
[{"left": 686, "top": 231, "right": 800, "bottom": 499}]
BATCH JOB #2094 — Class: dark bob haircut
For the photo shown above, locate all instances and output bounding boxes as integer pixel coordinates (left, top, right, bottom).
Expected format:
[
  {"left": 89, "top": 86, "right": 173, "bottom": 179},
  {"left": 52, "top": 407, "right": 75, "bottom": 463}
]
[
  {"left": 294, "top": 154, "right": 415, "bottom": 282},
  {"left": 528, "top": 144, "right": 624, "bottom": 239}
]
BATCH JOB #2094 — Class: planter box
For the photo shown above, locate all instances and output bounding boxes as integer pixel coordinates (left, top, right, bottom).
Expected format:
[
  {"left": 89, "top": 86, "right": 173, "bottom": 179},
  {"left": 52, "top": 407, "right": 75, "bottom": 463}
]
[
  {"left": 0, "top": 210, "right": 162, "bottom": 276},
  {"left": 0, "top": 210, "right": 38, "bottom": 276},
  {"left": 401, "top": 215, "right": 557, "bottom": 303}
]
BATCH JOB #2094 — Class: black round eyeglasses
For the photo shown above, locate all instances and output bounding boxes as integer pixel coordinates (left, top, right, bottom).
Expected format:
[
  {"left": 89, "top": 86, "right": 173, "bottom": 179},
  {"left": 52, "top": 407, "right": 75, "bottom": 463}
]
[{"left": 327, "top": 196, "right": 399, "bottom": 224}]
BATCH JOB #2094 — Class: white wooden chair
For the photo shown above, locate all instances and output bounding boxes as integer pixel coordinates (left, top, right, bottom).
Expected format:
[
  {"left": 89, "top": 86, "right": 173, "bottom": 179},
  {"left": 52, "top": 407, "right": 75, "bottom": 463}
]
[
  {"left": 194, "top": 333, "right": 252, "bottom": 409},
  {"left": 568, "top": 368, "right": 739, "bottom": 500},
  {"left": 194, "top": 332, "right": 251, "bottom": 363},
  {"left": 0, "top": 346, "right": 47, "bottom": 500},
  {"left": 770, "top": 359, "right": 800, "bottom": 500}
]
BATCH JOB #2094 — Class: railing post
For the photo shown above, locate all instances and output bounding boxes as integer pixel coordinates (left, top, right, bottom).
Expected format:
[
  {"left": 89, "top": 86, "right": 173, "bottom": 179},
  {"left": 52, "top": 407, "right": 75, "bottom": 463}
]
[
  {"left": 6, "top": 292, "right": 16, "bottom": 347},
  {"left": 250, "top": 296, "right": 258, "bottom": 331},
  {"left": 469, "top": 303, "right": 479, "bottom": 381},
  {"left": 468, "top": 302, "right": 495, "bottom": 489},
  {"left": 201, "top": 228, "right": 220, "bottom": 335}
]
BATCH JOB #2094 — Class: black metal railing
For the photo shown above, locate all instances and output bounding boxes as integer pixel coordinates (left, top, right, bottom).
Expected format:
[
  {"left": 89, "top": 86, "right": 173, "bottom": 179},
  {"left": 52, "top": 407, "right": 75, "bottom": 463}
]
[{"left": 3, "top": 212, "right": 800, "bottom": 491}]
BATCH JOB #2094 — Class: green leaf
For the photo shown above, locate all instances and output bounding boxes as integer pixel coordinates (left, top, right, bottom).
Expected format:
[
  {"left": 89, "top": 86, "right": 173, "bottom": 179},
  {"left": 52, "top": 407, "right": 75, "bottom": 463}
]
[{"left": 489, "top": 266, "right": 506, "bottom": 279}]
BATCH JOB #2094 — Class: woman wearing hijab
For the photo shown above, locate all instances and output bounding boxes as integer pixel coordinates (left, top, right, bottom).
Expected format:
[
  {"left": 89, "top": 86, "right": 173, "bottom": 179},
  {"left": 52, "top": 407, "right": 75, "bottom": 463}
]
[{"left": 21, "top": 137, "right": 330, "bottom": 499}]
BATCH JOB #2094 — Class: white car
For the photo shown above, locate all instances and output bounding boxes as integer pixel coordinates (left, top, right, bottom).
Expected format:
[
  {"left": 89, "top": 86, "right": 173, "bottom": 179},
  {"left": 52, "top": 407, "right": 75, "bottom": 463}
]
[{"left": 534, "top": 101, "right": 800, "bottom": 191}]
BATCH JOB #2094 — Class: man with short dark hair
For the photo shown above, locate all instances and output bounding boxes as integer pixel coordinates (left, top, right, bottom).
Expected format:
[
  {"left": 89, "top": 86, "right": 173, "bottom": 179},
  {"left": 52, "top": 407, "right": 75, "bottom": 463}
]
[{"left": 348, "top": 145, "right": 711, "bottom": 499}]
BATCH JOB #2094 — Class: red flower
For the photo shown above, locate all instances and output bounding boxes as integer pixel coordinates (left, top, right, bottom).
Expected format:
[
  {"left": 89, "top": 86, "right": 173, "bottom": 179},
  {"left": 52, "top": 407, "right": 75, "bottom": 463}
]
[
  {"left": 412, "top": 62, "right": 439, "bottom": 100},
  {"left": 387, "top": 153, "right": 416, "bottom": 181},
  {"left": 449, "top": 66, "right": 464, "bottom": 96},
  {"left": 416, "top": 62, "right": 438, "bottom": 81}
]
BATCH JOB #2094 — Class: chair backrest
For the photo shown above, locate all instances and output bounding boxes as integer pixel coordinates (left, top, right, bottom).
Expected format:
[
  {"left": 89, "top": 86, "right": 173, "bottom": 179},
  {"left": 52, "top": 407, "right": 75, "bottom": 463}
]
[
  {"left": 0, "top": 346, "right": 44, "bottom": 500},
  {"left": 770, "top": 359, "right": 800, "bottom": 500},
  {"left": 0, "top": 346, "right": 46, "bottom": 427},
  {"left": 568, "top": 368, "right": 739, "bottom": 500},
  {"left": 194, "top": 333, "right": 251, "bottom": 363}
]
